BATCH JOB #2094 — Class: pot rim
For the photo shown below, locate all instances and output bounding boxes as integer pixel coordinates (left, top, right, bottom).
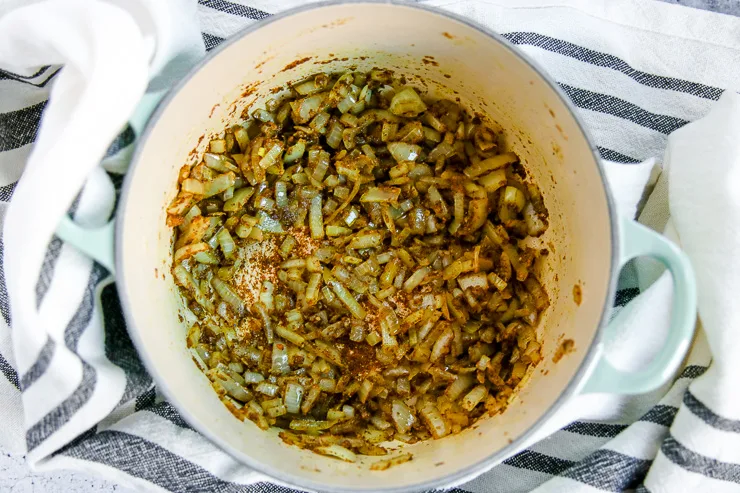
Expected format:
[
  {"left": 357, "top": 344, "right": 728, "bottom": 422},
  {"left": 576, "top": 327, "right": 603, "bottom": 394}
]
[{"left": 116, "top": 1, "right": 619, "bottom": 491}]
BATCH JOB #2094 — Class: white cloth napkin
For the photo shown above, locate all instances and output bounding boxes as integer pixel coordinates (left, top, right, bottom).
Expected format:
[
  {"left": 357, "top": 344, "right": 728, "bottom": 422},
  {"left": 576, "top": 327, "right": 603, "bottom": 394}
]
[
  {"left": 0, "top": 1, "right": 739, "bottom": 492},
  {"left": 0, "top": 0, "right": 203, "bottom": 462},
  {"left": 641, "top": 91, "right": 740, "bottom": 493}
]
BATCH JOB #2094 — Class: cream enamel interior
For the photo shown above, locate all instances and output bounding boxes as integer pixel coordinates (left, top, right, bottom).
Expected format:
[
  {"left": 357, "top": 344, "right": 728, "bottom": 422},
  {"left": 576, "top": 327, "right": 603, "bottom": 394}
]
[{"left": 118, "top": 3, "right": 613, "bottom": 491}]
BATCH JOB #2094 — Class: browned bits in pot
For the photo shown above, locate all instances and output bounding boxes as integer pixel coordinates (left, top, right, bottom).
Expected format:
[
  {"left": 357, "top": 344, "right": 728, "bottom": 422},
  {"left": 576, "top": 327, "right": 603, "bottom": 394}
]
[
  {"left": 553, "top": 338, "right": 575, "bottom": 363},
  {"left": 169, "top": 68, "right": 550, "bottom": 461},
  {"left": 573, "top": 283, "right": 582, "bottom": 306}
]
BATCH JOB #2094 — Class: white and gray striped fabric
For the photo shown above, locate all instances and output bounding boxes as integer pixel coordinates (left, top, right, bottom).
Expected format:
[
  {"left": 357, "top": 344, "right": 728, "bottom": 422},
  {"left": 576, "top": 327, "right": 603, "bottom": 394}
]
[{"left": 1, "top": 0, "right": 739, "bottom": 492}]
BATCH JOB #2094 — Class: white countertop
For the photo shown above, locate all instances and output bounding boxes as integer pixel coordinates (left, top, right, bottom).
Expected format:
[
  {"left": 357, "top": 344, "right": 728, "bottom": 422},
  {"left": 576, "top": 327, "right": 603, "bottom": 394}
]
[{"left": 0, "top": 446, "right": 133, "bottom": 493}]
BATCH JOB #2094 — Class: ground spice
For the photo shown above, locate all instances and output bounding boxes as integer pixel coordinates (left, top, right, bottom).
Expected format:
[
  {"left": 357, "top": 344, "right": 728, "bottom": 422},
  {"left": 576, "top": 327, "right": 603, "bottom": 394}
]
[
  {"left": 232, "top": 227, "right": 320, "bottom": 308},
  {"left": 232, "top": 235, "right": 280, "bottom": 307}
]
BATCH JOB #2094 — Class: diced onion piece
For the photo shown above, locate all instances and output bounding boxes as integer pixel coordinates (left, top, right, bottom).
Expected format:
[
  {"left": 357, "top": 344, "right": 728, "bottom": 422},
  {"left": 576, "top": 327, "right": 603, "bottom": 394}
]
[
  {"left": 431, "top": 326, "right": 454, "bottom": 363},
  {"left": 478, "top": 168, "right": 507, "bottom": 192},
  {"left": 391, "top": 399, "right": 415, "bottom": 433},
  {"left": 358, "top": 379, "right": 374, "bottom": 403},
  {"left": 168, "top": 194, "right": 196, "bottom": 219},
  {"left": 360, "top": 187, "right": 400, "bottom": 203},
  {"left": 326, "top": 225, "right": 352, "bottom": 237},
  {"left": 448, "top": 191, "right": 465, "bottom": 235},
  {"left": 525, "top": 277, "right": 550, "bottom": 311},
  {"left": 224, "top": 188, "right": 235, "bottom": 204},
  {"left": 246, "top": 399, "right": 265, "bottom": 418},
  {"left": 461, "top": 385, "right": 488, "bottom": 411},
  {"left": 275, "top": 326, "right": 305, "bottom": 346},
  {"left": 253, "top": 109, "right": 274, "bottom": 122},
  {"left": 235, "top": 215, "right": 257, "bottom": 239},
  {"left": 488, "top": 272, "right": 508, "bottom": 291},
  {"left": 272, "top": 341, "right": 290, "bottom": 375},
  {"left": 284, "top": 140, "right": 306, "bottom": 163},
  {"left": 256, "top": 210, "right": 285, "bottom": 233},
  {"left": 458, "top": 272, "right": 489, "bottom": 292},
  {"left": 311, "top": 150, "right": 331, "bottom": 183},
  {"left": 319, "top": 378, "right": 336, "bottom": 393},
  {"left": 204, "top": 153, "right": 239, "bottom": 173},
  {"left": 305, "top": 273, "right": 322, "bottom": 305},
  {"left": 243, "top": 372, "right": 264, "bottom": 384},
  {"left": 420, "top": 404, "right": 449, "bottom": 438},
  {"left": 193, "top": 250, "right": 219, "bottom": 264},
  {"left": 337, "top": 91, "right": 358, "bottom": 114},
  {"left": 257, "top": 196, "right": 275, "bottom": 212},
  {"left": 216, "top": 228, "right": 236, "bottom": 261},
  {"left": 311, "top": 340, "right": 344, "bottom": 368},
  {"left": 291, "top": 94, "right": 325, "bottom": 124},
  {"left": 426, "top": 141, "right": 456, "bottom": 162},
  {"left": 204, "top": 172, "right": 236, "bottom": 198},
  {"left": 445, "top": 373, "right": 475, "bottom": 400},
  {"left": 381, "top": 322, "right": 398, "bottom": 349},
  {"left": 181, "top": 178, "right": 204, "bottom": 196},
  {"left": 307, "top": 112, "right": 329, "bottom": 134},
  {"left": 370, "top": 453, "right": 413, "bottom": 471},
  {"left": 464, "top": 197, "right": 489, "bottom": 234},
  {"left": 174, "top": 242, "right": 209, "bottom": 263},
  {"left": 422, "top": 126, "right": 442, "bottom": 142},
  {"left": 289, "top": 419, "right": 332, "bottom": 431},
  {"left": 315, "top": 444, "right": 357, "bottom": 463},
  {"left": 297, "top": 386, "right": 319, "bottom": 415},
  {"left": 524, "top": 202, "right": 547, "bottom": 236},
  {"left": 259, "top": 142, "right": 284, "bottom": 170},
  {"left": 365, "top": 331, "right": 381, "bottom": 346},
  {"left": 256, "top": 381, "right": 279, "bottom": 397},
  {"left": 223, "top": 187, "right": 255, "bottom": 212},
  {"left": 329, "top": 280, "right": 366, "bottom": 320},
  {"left": 403, "top": 266, "right": 430, "bottom": 292},
  {"left": 253, "top": 301, "right": 274, "bottom": 344},
  {"left": 189, "top": 347, "right": 207, "bottom": 371},
  {"left": 389, "top": 87, "right": 427, "bottom": 117},
  {"left": 259, "top": 282, "right": 275, "bottom": 313},
  {"left": 503, "top": 186, "right": 526, "bottom": 212},
  {"left": 209, "top": 370, "right": 252, "bottom": 402},
  {"left": 347, "top": 231, "right": 383, "bottom": 250},
  {"left": 309, "top": 194, "right": 324, "bottom": 239},
  {"left": 281, "top": 258, "right": 305, "bottom": 269},
  {"left": 173, "top": 265, "right": 214, "bottom": 313},
  {"left": 368, "top": 416, "right": 390, "bottom": 432},
  {"left": 266, "top": 404, "right": 288, "bottom": 418},
  {"left": 234, "top": 126, "right": 250, "bottom": 151},
  {"left": 340, "top": 112, "right": 358, "bottom": 127},
  {"left": 211, "top": 277, "right": 245, "bottom": 317},
  {"left": 441, "top": 260, "right": 463, "bottom": 280},
  {"left": 464, "top": 152, "right": 518, "bottom": 178},
  {"left": 275, "top": 181, "right": 289, "bottom": 207},
  {"left": 408, "top": 163, "right": 432, "bottom": 180},
  {"left": 355, "top": 256, "right": 381, "bottom": 277},
  {"left": 293, "top": 78, "right": 324, "bottom": 96},
  {"left": 387, "top": 142, "right": 422, "bottom": 163},
  {"left": 284, "top": 383, "right": 304, "bottom": 414},
  {"left": 179, "top": 204, "right": 201, "bottom": 231},
  {"left": 326, "top": 121, "right": 343, "bottom": 149}
]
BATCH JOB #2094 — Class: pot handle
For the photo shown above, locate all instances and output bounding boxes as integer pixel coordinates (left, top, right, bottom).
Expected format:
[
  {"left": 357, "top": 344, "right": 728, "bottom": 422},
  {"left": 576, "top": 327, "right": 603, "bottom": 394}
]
[
  {"left": 55, "top": 90, "right": 167, "bottom": 276},
  {"left": 580, "top": 216, "right": 697, "bottom": 394}
]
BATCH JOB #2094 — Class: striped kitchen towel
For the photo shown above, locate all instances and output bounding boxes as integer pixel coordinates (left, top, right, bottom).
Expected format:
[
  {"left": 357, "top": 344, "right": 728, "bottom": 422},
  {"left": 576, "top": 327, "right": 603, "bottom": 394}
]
[{"left": 0, "top": 0, "right": 739, "bottom": 492}]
